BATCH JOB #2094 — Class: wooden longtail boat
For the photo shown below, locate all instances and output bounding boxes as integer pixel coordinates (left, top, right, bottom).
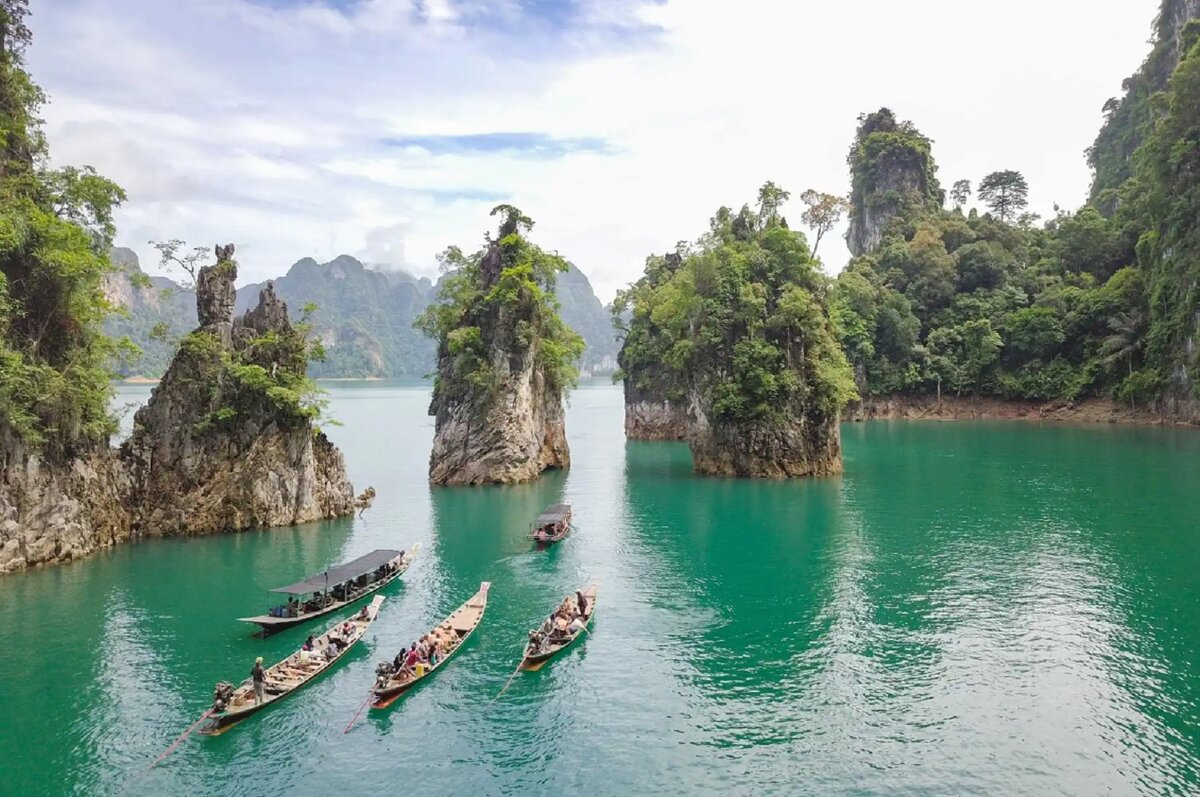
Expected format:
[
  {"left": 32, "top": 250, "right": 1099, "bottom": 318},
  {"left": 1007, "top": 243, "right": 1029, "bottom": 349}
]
[
  {"left": 201, "top": 595, "right": 385, "bottom": 735},
  {"left": 520, "top": 585, "right": 596, "bottom": 671},
  {"left": 371, "top": 582, "right": 490, "bottom": 709},
  {"left": 531, "top": 503, "right": 571, "bottom": 545},
  {"left": 239, "top": 545, "right": 418, "bottom": 635}
]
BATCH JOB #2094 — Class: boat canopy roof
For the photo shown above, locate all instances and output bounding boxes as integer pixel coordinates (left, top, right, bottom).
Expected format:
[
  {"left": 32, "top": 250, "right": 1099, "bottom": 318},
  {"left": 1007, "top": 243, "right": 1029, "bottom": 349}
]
[
  {"left": 535, "top": 503, "right": 571, "bottom": 525},
  {"left": 270, "top": 549, "right": 401, "bottom": 595}
]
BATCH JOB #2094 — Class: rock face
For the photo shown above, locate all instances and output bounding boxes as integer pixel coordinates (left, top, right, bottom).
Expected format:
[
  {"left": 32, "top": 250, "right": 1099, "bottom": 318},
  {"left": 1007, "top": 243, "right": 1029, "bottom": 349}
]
[
  {"left": 0, "top": 245, "right": 357, "bottom": 574},
  {"left": 123, "top": 250, "right": 354, "bottom": 535},
  {"left": 429, "top": 360, "right": 569, "bottom": 485},
  {"left": 624, "top": 397, "right": 688, "bottom": 441},
  {"left": 687, "top": 392, "right": 844, "bottom": 478},
  {"left": 845, "top": 108, "right": 942, "bottom": 257},
  {"left": 0, "top": 432, "right": 132, "bottom": 574}
]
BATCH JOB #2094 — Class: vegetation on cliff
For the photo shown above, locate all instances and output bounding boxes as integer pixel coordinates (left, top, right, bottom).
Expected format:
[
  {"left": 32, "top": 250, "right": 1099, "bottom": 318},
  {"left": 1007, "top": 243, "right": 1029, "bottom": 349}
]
[
  {"left": 0, "top": 2, "right": 127, "bottom": 455},
  {"left": 417, "top": 205, "right": 584, "bottom": 417},
  {"left": 617, "top": 184, "right": 857, "bottom": 462},
  {"left": 845, "top": 109, "right": 943, "bottom": 257}
]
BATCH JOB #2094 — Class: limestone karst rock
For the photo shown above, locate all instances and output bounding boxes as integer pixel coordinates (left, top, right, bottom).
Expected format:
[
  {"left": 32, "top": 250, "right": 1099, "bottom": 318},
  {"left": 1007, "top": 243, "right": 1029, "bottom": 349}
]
[
  {"left": 617, "top": 190, "right": 856, "bottom": 478},
  {"left": 421, "top": 207, "right": 582, "bottom": 486},
  {"left": 845, "top": 108, "right": 944, "bottom": 257},
  {"left": 122, "top": 249, "right": 354, "bottom": 535}
]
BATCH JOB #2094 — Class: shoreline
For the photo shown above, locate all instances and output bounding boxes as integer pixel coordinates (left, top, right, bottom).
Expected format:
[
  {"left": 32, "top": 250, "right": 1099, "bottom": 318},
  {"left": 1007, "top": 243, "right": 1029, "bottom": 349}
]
[{"left": 845, "top": 395, "right": 1199, "bottom": 429}]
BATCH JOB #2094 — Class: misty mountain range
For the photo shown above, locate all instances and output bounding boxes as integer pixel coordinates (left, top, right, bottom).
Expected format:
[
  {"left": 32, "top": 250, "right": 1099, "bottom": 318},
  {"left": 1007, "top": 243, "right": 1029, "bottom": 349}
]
[{"left": 104, "top": 248, "right": 620, "bottom": 379}]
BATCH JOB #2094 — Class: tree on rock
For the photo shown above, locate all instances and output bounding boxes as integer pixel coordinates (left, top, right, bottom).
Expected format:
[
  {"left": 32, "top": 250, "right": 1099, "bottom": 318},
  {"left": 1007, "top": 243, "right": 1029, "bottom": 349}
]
[
  {"left": 417, "top": 207, "right": 584, "bottom": 485},
  {"left": 799, "top": 189, "right": 848, "bottom": 259},
  {"left": 977, "top": 170, "right": 1029, "bottom": 223},
  {"left": 950, "top": 179, "right": 972, "bottom": 210}
]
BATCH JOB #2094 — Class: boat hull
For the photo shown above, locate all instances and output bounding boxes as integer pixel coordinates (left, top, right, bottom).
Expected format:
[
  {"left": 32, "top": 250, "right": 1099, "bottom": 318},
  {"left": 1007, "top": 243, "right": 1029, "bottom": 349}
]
[
  {"left": 519, "top": 585, "right": 596, "bottom": 671},
  {"left": 371, "top": 582, "right": 490, "bottom": 710}
]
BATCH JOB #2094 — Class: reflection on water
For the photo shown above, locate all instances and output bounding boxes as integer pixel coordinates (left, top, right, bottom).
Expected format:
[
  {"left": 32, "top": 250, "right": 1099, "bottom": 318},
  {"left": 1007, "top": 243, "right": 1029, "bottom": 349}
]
[{"left": 0, "top": 382, "right": 1196, "bottom": 796}]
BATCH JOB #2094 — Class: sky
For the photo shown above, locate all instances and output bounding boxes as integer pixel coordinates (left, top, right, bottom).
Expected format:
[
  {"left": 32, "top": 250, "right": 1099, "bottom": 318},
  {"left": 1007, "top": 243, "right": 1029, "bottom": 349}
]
[{"left": 32, "top": 0, "right": 1161, "bottom": 302}]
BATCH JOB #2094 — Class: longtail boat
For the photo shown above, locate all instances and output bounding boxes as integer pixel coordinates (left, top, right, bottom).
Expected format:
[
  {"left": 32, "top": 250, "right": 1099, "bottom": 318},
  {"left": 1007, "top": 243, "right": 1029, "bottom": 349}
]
[
  {"left": 371, "top": 582, "right": 490, "bottom": 709},
  {"left": 531, "top": 503, "right": 571, "bottom": 545},
  {"left": 521, "top": 585, "right": 596, "bottom": 671},
  {"left": 239, "top": 545, "right": 418, "bottom": 635},
  {"left": 201, "top": 595, "right": 385, "bottom": 735}
]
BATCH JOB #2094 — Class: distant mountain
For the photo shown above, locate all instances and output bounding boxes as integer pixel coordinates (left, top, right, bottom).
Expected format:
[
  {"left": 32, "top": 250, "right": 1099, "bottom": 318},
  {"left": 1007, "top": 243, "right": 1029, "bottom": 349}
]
[
  {"left": 555, "top": 263, "right": 619, "bottom": 374},
  {"left": 236, "top": 255, "right": 437, "bottom": 378},
  {"left": 106, "top": 251, "right": 617, "bottom": 379},
  {"left": 103, "top": 248, "right": 196, "bottom": 377}
]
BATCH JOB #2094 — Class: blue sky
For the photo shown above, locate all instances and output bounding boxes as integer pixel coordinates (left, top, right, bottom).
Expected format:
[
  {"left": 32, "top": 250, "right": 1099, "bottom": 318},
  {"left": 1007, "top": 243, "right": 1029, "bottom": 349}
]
[{"left": 32, "top": 0, "right": 1161, "bottom": 300}]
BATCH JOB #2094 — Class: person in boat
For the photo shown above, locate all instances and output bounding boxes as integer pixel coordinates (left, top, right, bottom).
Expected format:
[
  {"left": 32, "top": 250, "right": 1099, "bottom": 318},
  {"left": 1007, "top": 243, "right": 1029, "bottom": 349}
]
[
  {"left": 302, "top": 635, "right": 315, "bottom": 652},
  {"left": 576, "top": 591, "right": 588, "bottom": 618},
  {"left": 286, "top": 597, "right": 299, "bottom": 617},
  {"left": 357, "top": 605, "right": 371, "bottom": 621},
  {"left": 400, "top": 643, "right": 420, "bottom": 678},
  {"left": 341, "top": 620, "right": 356, "bottom": 637},
  {"left": 568, "top": 614, "right": 585, "bottom": 635},
  {"left": 251, "top": 656, "right": 266, "bottom": 705}
]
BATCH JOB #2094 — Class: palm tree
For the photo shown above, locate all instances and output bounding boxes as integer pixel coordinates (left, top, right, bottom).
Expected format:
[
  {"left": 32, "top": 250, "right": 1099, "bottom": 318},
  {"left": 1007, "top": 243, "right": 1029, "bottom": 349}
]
[{"left": 1101, "top": 309, "right": 1147, "bottom": 410}]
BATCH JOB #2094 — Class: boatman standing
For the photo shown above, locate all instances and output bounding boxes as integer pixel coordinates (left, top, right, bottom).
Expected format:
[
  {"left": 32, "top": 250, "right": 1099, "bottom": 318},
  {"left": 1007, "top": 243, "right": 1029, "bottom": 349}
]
[{"left": 252, "top": 657, "right": 265, "bottom": 705}]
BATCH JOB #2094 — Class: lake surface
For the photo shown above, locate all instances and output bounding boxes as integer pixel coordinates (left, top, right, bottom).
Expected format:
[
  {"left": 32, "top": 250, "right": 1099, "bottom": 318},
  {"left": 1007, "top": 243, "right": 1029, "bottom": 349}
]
[{"left": 2, "top": 381, "right": 1198, "bottom": 796}]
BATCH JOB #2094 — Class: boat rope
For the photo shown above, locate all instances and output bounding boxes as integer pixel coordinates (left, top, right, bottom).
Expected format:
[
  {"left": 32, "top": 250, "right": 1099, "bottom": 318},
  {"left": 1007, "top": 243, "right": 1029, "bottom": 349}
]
[
  {"left": 343, "top": 691, "right": 375, "bottom": 734},
  {"left": 149, "top": 709, "right": 212, "bottom": 769},
  {"left": 491, "top": 660, "right": 525, "bottom": 703}
]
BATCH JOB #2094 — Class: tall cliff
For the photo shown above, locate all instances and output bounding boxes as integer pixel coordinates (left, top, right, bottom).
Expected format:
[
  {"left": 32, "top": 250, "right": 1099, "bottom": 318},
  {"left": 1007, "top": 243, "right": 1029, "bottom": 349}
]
[
  {"left": 621, "top": 187, "right": 857, "bottom": 477},
  {"left": 845, "top": 108, "right": 944, "bottom": 257},
  {"left": 418, "top": 206, "right": 583, "bottom": 485},
  {"left": 122, "top": 246, "right": 355, "bottom": 533},
  {"left": 1135, "top": 21, "right": 1200, "bottom": 418},
  {"left": 1089, "top": 0, "right": 1200, "bottom": 203},
  {"left": 615, "top": 252, "right": 689, "bottom": 440}
]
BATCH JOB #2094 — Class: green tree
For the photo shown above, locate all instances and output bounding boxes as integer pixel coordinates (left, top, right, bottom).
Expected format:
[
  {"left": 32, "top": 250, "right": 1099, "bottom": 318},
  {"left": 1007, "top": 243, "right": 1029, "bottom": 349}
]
[
  {"left": 950, "top": 179, "right": 972, "bottom": 210},
  {"left": 798, "top": 189, "right": 848, "bottom": 259},
  {"left": 0, "top": 1, "right": 128, "bottom": 453},
  {"left": 417, "top": 206, "right": 584, "bottom": 413},
  {"left": 977, "top": 170, "right": 1029, "bottom": 223}
]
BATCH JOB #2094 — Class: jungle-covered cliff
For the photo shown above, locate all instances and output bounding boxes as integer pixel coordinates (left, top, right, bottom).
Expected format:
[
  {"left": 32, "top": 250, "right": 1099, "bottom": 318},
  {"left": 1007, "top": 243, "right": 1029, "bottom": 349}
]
[
  {"left": 618, "top": 184, "right": 857, "bottom": 477},
  {"left": 0, "top": 6, "right": 355, "bottom": 573},
  {"left": 613, "top": 252, "right": 689, "bottom": 440},
  {"left": 417, "top": 206, "right": 584, "bottom": 485}
]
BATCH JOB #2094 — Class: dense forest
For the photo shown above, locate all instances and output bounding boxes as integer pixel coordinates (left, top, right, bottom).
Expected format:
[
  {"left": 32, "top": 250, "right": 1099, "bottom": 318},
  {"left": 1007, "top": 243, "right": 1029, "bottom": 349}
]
[{"left": 827, "top": 11, "right": 1200, "bottom": 412}]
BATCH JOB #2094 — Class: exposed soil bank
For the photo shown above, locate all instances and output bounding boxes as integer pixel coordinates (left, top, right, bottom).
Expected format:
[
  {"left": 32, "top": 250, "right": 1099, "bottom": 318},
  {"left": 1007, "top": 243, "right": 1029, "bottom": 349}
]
[{"left": 846, "top": 394, "right": 1199, "bottom": 428}]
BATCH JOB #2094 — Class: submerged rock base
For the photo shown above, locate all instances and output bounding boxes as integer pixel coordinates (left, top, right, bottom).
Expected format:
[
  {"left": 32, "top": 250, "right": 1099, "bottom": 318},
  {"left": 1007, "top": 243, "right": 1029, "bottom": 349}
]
[
  {"left": 687, "top": 406, "right": 843, "bottom": 479},
  {"left": 846, "top": 394, "right": 1200, "bottom": 427},
  {"left": 430, "top": 371, "right": 569, "bottom": 485},
  {"left": 624, "top": 399, "right": 688, "bottom": 441}
]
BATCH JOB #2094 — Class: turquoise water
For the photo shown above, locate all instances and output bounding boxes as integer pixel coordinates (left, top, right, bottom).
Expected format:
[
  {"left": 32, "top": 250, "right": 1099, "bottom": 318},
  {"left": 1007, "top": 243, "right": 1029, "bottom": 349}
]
[{"left": 1, "top": 380, "right": 1198, "bottom": 795}]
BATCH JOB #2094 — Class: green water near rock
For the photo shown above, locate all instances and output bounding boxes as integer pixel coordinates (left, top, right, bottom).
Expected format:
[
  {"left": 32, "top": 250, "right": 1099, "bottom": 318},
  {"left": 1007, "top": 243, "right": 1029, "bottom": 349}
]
[{"left": 2, "top": 381, "right": 1198, "bottom": 796}]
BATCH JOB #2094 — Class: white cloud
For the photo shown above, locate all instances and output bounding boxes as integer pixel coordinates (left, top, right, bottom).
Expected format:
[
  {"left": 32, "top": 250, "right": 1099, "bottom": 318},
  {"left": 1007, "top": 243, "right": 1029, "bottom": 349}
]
[{"left": 31, "top": 0, "right": 1161, "bottom": 301}]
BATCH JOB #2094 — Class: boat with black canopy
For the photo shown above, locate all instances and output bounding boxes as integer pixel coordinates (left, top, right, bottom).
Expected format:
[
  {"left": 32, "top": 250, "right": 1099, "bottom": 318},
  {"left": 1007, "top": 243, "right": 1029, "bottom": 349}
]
[
  {"left": 531, "top": 503, "right": 572, "bottom": 545},
  {"left": 239, "top": 545, "right": 418, "bottom": 635}
]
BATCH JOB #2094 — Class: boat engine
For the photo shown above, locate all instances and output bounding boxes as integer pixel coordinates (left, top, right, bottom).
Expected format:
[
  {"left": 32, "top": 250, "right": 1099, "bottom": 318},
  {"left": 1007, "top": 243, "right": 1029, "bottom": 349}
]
[
  {"left": 212, "top": 681, "right": 235, "bottom": 712},
  {"left": 374, "top": 661, "right": 395, "bottom": 686}
]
